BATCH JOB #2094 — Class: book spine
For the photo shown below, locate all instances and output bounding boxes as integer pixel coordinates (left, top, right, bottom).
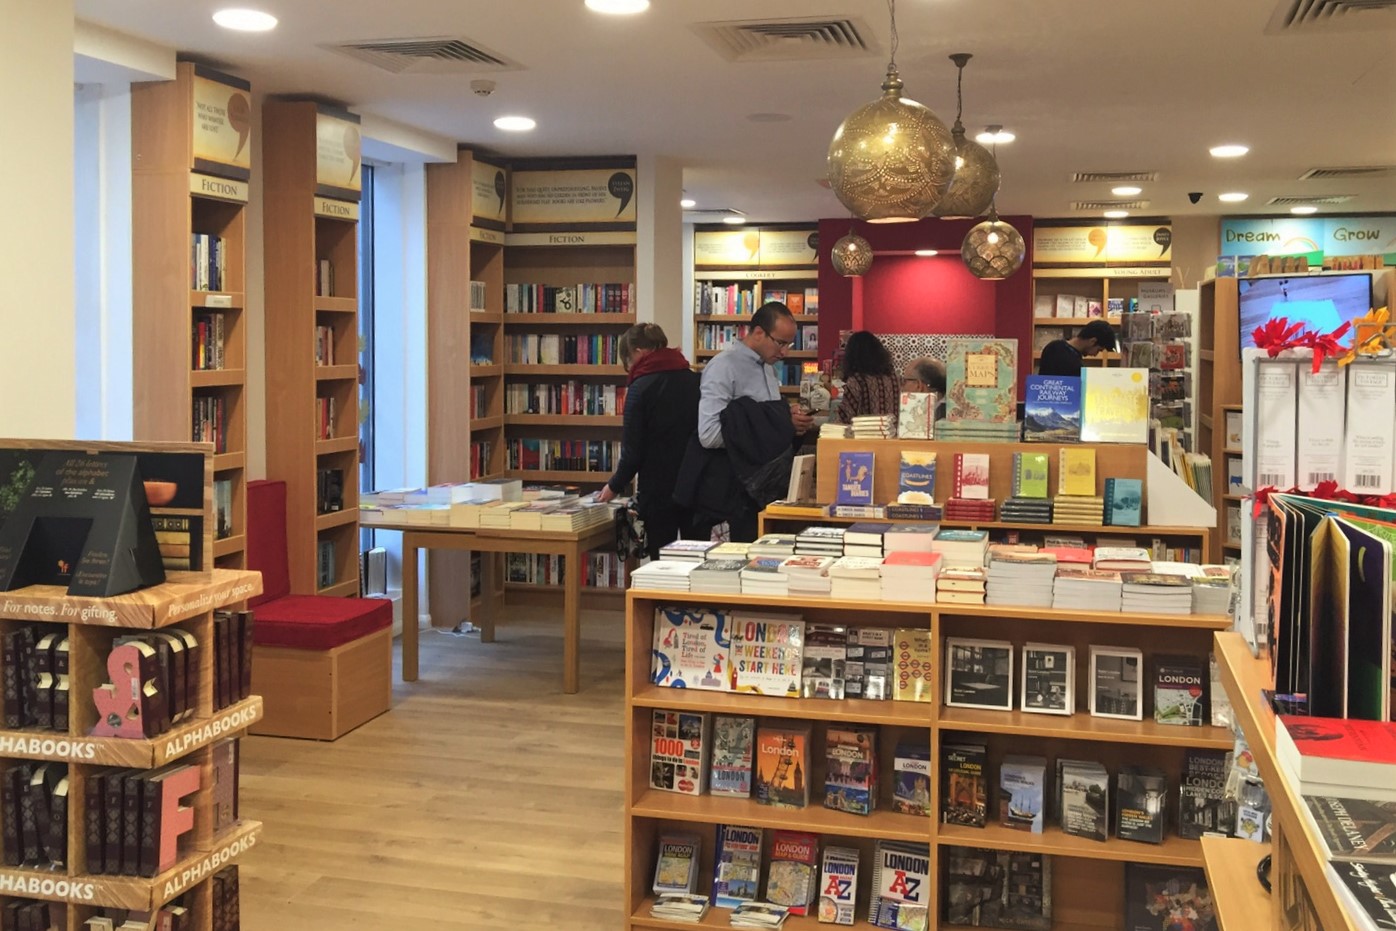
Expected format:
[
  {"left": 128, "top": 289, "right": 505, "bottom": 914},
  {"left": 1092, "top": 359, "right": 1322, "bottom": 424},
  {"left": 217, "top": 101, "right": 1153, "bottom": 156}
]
[
  {"left": 86, "top": 772, "right": 106, "bottom": 875},
  {"left": 138, "top": 773, "right": 160, "bottom": 877},
  {"left": 105, "top": 771, "right": 125, "bottom": 874},
  {"left": 122, "top": 771, "right": 142, "bottom": 875},
  {"left": 1, "top": 768, "right": 20, "bottom": 866}
]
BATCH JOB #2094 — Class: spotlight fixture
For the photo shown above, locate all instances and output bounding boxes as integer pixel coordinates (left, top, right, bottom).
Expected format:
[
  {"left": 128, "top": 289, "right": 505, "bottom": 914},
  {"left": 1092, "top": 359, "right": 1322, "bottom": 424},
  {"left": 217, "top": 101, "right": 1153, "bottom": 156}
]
[
  {"left": 1103, "top": 210, "right": 1129, "bottom": 219},
  {"left": 1111, "top": 186, "right": 1142, "bottom": 197},
  {"left": 1209, "top": 144, "right": 1249, "bottom": 158},
  {"left": 722, "top": 215, "right": 747, "bottom": 225},
  {"left": 974, "top": 126, "right": 1015, "bottom": 145},
  {"left": 1218, "top": 192, "right": 1249, "bottom": 203},
  {"left": 914, "top": 249, "right": 938, "bottom": 257},
  {"left": 584, "top": 0, "right": 649, "bottom": 13},
  {"left": 826, "top": 0, "right": 956, "bottom": 222},
  {"left": 680, "top": 198, "right": 696, "bottom": 209},
  {"left": 932, "top": 53, "right": 1000, "bottom": 220},
  {"left": 832, "top": 230, "right": 875, "bottom": 276},
  {"left": 1290, "top": 205, "right": 1319, "bottom": 215},
  {"left": 493, "top": 116, "right": 536, "bottom": 132},
  {"left": 212, "top": 8, "right": 277, "bottom": 30}
]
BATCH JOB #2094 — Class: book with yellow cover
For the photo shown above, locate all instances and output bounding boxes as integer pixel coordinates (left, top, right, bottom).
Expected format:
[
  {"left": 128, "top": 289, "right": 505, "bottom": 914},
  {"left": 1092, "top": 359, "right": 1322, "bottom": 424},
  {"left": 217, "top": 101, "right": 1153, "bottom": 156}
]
[
  {"left": 1080, "top": 368, "right": 1149, "bottom": 444},
  {"left": 1058, "top": 448, "right": 1097, "bottom": 497}
]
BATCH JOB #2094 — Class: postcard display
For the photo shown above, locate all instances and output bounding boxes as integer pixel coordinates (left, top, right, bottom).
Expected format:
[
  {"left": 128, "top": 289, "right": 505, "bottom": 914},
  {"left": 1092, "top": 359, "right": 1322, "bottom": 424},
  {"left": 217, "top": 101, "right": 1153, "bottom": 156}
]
[
  {"left": 623, "top": 441, "right": 1237, "bottom": 931},
  {"left": 0, "top": 439, "right": 264, "bottom": 927}
]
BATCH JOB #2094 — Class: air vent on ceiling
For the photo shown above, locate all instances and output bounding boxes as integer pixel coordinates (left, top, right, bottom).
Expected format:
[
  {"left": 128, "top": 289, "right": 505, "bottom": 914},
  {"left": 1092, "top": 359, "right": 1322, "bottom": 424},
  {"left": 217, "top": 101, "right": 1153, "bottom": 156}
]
[
  {"left": 323, "top": 37, "right": 521, "bottom": 74},
  {"left": 1072, "top": 200, "right": 1151, "bottom": 211},
  {"left": 1299, "top": 165, "right": 1396, "bottom": 180},
  {"left": 692, "top": 17, "right": 876, "bottom": 62},
  {"left": 1267, "top": 194, "right": 1356, "bottom": 206},
  {"left": 1071, "top": 171, "right": 1159, "bottom": 184},
  {"left": 1266, "top": 0, "right": 1396, "bottom": 33}
]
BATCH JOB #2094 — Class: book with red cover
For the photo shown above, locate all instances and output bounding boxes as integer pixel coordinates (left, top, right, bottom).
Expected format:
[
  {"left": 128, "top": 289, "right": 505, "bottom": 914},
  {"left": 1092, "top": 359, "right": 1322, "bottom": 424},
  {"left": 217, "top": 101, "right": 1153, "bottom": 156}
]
[
  {"left": 952, "top": 454, "right": 991, "bottom": 500},
  {"left": 1276, "top": 715, "right": 1396, "bottom": 794},
  {"left": 1039, "top": 546, "right": 1094, "bottom": 565}
]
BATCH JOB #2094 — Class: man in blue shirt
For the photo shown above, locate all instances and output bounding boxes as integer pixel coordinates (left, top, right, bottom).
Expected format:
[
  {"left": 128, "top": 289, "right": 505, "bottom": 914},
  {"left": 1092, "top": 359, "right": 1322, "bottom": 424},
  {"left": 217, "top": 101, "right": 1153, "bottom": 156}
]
[{"left": 698, "top": 302, "right": 815, "bottom": 447}]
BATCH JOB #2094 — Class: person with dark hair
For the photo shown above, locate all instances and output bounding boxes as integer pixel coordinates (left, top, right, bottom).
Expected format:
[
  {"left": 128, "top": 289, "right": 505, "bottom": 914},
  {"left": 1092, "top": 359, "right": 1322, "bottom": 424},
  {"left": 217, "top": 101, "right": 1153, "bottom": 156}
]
[
  {"left": 835, "top": 331, "right": 900, "bottom": 425},
  {"left": 1038, "top": 319, "right": 1118, "bottom": 378},
  {"left": 695, "top": 301, "right": 812, "bottom": 448},
  {"left": 597, "top": 323, "right": 700, "bottom": 559}
]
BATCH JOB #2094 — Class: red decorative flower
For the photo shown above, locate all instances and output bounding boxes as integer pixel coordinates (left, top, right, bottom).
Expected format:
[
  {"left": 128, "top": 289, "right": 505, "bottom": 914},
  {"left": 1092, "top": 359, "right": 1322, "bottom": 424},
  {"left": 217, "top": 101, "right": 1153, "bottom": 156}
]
[
  {"left": 1251, "top": 317, "right": 1305, "bottom": 356},
  {"left": 1297, "top": 322, "right": 1353, "bottom": 374}
]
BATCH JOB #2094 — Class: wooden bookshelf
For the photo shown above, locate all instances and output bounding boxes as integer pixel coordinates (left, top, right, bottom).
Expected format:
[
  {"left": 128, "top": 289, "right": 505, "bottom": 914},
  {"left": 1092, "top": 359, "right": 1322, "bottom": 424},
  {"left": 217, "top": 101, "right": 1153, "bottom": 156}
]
[
  {"left": 624, "top": 590, "right": 1232, "bottom": 930},
  {"left": 1201, "top": 836, "right": 1273, "bottom": 929},
  {"left": 131, "top": 62, "right": 250, "bottom": 569},
  {"left": 262, "top": 99, "right": 362, "bottom": 595},
  {"left": 1198, "top": 279, "right": 1241, "bottom": 563},
  {"left": 0, "top": 569, "right": 262, "bottom": 927}
]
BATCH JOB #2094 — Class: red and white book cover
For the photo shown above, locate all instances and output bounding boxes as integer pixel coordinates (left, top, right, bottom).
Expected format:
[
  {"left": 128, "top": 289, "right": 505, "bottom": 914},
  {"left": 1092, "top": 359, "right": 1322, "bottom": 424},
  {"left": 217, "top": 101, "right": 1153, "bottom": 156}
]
[{"left": 1277, "top": 716, "right": 1396, "bottom": 792}]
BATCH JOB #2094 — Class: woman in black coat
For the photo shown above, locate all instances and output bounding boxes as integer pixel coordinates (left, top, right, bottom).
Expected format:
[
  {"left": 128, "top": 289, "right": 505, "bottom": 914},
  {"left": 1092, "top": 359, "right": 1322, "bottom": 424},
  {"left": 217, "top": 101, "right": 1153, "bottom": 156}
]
[{"left": 598, "top": 323, "right": 701, "bottom": 559}]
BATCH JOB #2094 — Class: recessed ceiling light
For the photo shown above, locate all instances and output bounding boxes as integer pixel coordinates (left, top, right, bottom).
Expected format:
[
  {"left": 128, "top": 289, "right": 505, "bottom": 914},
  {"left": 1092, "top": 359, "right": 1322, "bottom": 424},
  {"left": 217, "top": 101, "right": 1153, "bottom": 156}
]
[
  {"left": 722, "top": 216, "right": 746, "bottom": 225},
  {"left": 1290, "top": 205, "right": 1319, "bottom": 215},
  {"left": 493, "top": 116, "right": 536, "bottom": 132},
  {"left": 584, "top": 0, "right": 649, "bottom": 13},
  {"left": 1111, "top": 186, "right": 1143, "bottom": 197},
  {"left": 914, "top": 249, "right": 938, "bottom": 257},
  {"left": 679, "top": 198, "right": 696, "bottom": 209},
  {"left": 1218, "top": 192, "right": 1249, "bottom": 203},
  {"left": 212, "top": 8, "right": 278, "bottom": 31},
  {"left": 1210, "top": 144, "right": 1249, "bottom": 158},
  {"left": 975, "top": 128, "right": 1016, "bottom": 145},
  {"left": 1104, "top": 210, "right": 1129, "bottom": 219}
]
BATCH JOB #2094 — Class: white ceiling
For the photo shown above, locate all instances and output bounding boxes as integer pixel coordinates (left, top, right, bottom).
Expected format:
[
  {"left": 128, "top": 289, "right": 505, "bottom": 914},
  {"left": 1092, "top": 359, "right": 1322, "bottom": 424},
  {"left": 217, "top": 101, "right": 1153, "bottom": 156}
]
[{"left": 73, "top": 0, "right": 1396, "bottom": 222}]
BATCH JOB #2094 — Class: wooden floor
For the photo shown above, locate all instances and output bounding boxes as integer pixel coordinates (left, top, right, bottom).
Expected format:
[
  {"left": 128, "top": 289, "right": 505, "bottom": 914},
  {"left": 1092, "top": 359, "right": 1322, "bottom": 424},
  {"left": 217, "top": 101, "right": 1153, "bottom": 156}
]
[{"left": 238, "top": 605, "right": 628, "bottom": 929}]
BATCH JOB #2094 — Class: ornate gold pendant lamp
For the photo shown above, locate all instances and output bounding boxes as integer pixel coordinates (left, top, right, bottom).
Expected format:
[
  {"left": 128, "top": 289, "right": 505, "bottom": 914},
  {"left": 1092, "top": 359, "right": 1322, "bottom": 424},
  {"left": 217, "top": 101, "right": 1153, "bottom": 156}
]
[
  {"left": 831, "top": 227, "right": 875, "bottom": 277},
  {"left": 960, "top": 132, "right": 1025, "bottom": 280},
  {"left": 932, "top": 53, "right": 1000, "bottom": 220}
]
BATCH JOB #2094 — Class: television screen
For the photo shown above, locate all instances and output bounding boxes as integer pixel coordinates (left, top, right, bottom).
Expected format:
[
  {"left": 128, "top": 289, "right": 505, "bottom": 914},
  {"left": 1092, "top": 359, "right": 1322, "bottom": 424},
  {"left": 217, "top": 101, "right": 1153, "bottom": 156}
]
[{"left": 1238, "top": 273, "right": 1372, "bottom": 350}]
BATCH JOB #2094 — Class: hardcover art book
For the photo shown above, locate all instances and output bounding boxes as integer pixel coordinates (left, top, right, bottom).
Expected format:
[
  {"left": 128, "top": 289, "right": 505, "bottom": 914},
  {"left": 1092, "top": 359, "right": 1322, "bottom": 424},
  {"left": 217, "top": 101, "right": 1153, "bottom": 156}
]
[
  {"left": 1057, "top": 447, "right": 1097, "bottom": 497},
  {"left": 1090, "top": 646, "right": 1143, "bottom": 720},
  {"left": 836, "top": 451, "right": 876, "bottom": 506},
  {"left": 1080, "top": 367, "right": 1150, "bottom": 444},
  {"left": 1022, "top": 375, "right": 1081, "bottom": 442},
  {"left": 1304, "top": 795, "right": 1396, "bottom": 861},
  {"left": 953, "top": 453, "right": 991, "bottom": 500},
  {"left": 650, "top": 606, "right": 732, "bottom": 691},
  {"left": 945, "top": 638, "right": 1014, "bottom": 711},
  {"left": 1123, "top": 864, "right": 1215, "bottom": 931},
  {"left": 1021, "top": 643, "right": 1073, "bottom": 715},
  {"left": 945, "top": 338, "right": 1018, "bottom": 423},
  {"left": 1012, "top": 452, "right": 1050, "bottom": 500}
]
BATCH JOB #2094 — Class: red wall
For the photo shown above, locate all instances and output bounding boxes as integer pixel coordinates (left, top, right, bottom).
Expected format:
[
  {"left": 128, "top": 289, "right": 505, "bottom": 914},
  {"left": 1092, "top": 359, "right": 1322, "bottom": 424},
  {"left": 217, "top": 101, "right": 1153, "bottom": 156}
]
[{"left": 817, "top": 215, "right": 1035, "bottom": 386}]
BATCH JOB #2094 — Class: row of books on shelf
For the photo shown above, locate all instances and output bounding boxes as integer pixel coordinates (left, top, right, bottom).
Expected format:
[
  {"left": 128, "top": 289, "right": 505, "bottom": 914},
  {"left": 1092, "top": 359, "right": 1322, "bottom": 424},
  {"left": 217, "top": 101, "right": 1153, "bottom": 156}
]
[
  {"left": 315, "top": 539, "right": 337, "bottom": 589},
  {"left": 314, "top": 257, "right": 337, "bottom": 298},
  {"left": 503, "top": 381, "right": 626, "bottom": 417},
  {"left": 190, "top": 232, "right": 226, "bottom": 293},
  {"left": 503, "top": 281, "right": 633, "bottom": 314},
  {"left": 313, "top": 324, "right": 336, "bottom": 366},
  {"left": 469, "top": 332, "right": 493, "bottom": 366},
  {"left": 506, "top": 437, "right": 620, "bottom": 473},
  {"left": 214, "top": 477, "right": 234, "bottom": 541},
  {"left": 192, "top": 312, "right": 228, "bottom": 371},
  {"left": 192, "top": 394, "right": 228, "bottom": 452},
  {"left": 314, "top": 396, "right": 337, "bottom": 441},
  {"left": 469, "top": 279, "right": 488, "bottom": 312},
  {"left": 469, "top": 439, "right": 492, "bottom": 480},
  {"left": 505, "top": 550, "right": 627, "bottom": 589},
  {"left": 1033, "top": 293, "right": 1121, "bottom": 319},
  {"left": 470, "top": 384, "right": 488, "bottom": 419},
  {"left": 694, "top": 283, "right": 817, "bottom": 318},
  {"left": 699, "top": 323, "right": 819, "bottom": 353},
  {"left": 504, "top": 332, "right": 620, "bottom": 366}
]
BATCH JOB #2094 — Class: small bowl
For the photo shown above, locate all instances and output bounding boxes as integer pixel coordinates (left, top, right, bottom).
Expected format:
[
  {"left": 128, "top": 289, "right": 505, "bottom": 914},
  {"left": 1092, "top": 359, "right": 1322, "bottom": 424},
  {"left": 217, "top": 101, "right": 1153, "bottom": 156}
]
[{"left": 143, "top": 481, "right": 178, "bottom": 507}]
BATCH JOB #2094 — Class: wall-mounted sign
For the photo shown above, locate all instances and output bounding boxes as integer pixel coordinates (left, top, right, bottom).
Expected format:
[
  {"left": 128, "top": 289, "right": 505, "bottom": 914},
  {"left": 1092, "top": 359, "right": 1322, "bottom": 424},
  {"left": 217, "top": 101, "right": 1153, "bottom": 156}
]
[
  {"left": 313, "top": 197, "right": 359, "bottom": 221},
  {"left": 510, "top": 167, "right": 637, "bottom": 227},
  {"left": 471, "top": 160, "right": 508, "bottom": 226},
  {"left": 758, "top": 229, "right": 819, "bottom": 266},
  {"left": 1032, "top": 224, "right": 1173, "bottom": 264},
  {"left": 188, "top": 174, "right": 248, "bottom": 204},
  {"left": 315, "top": 110, "right": 361, "bottom": 198},
  {"left": 504, "top": 230, "right": 636, "bottom": 247},
  {"left": 190, "top": 70, "right": 252, "bottom": 179},
  {"left": 1219, "top": 218, "right": 1324, "bottom": 262},
  {"left": 693, "top": 228, "right": 819, "bottom": 267}
]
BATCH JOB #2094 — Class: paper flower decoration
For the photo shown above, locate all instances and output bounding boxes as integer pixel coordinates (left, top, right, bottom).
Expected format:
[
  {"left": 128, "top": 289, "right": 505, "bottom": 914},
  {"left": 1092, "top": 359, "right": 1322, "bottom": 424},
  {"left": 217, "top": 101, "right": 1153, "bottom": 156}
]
[{"left": 1339, "top": 306, "right": 1392, "bottom": 366}]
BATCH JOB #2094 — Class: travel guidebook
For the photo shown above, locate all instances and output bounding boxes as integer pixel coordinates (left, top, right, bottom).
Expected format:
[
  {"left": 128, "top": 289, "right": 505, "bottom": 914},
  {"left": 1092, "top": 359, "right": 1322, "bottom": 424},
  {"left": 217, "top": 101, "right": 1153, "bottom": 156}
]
[{"left": 1022, "top": 375, "right": 1081, "bottom": 442}]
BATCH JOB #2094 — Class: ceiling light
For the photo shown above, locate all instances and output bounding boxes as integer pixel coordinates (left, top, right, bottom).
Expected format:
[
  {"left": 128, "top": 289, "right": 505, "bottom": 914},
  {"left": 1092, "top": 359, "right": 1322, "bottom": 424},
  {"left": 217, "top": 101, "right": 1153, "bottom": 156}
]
[
  {"left": 1111, "top": 186, "right": 1143, "bottom": 197},
  {"left": 832, "top": 232, "right": 874, "bottom": 277},
  {"left": 914, "top": 249, "right": 938, "bottom": 257},
  {"left": 1290, "top": 205, "right": 1319, "bottom": 215},
  {"left": 1103, "top": 210, "right": 1129, "bottom": 219},
  {"left": 975, "top": 126, "right": 1016, "bottom": 145},
  {"left": 1210, "top": 144, "right": 1249, "bottom": 158},
  {"left": 722, "top": 216, "right": 746, "bottom": 225},
  {"left": 826, "top": 0, "right": 956, "bottom": 222},
  {"left": 679, "top": 198, "right": 696, "bottom": 209},
  {"left": 212, "top": 8, "right": 277, "bottom": 31},
  {"left": 584, "top": 0, "right": 649, "bottom": 12},
  {"left": 1218, "top": 192, "right": 1249, "bottom": 203},
  {"left": 961, "top": 208, "right": 1025, "bottom": 279},
  {"left": 493, "top": 116, "right": 536, "bottom": 132},
  {"left": 933, "top": 53, "right": 1000, "bottom": 220}
]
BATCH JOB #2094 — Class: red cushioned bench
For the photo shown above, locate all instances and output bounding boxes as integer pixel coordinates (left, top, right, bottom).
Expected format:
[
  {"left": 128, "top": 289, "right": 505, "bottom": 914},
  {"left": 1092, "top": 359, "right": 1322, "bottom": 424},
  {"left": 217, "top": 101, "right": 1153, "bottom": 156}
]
[{"left": 246, "top": 479, "right": 392, "bottom": 740}]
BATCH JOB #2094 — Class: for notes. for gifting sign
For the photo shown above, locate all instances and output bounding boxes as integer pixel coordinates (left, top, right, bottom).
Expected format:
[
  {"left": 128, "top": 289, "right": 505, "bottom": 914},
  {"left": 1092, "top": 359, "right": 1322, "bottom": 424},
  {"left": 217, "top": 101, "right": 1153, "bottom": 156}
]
[{"left": 510, "top": 168, "right": 637, "bottom": 226}]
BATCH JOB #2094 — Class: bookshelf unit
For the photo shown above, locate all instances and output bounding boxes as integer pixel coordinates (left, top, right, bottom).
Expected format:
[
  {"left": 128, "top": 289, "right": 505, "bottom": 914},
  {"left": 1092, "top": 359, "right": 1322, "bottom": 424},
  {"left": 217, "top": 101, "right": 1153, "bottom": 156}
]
[
  {"left": 623, "top": 590, "right": 1232, "bottom": 930},
  {"left": 0, "top": 569, "right": 264, "bottom": 929},
  {"left": 1197, "top": 277, "right": 1241, "bottom": 563},
  {"left": 262, "top": 100, "right": 362, "bottom": 597},
  {"left": 131, "top": 62, "right": 250, "bottom": 568}
]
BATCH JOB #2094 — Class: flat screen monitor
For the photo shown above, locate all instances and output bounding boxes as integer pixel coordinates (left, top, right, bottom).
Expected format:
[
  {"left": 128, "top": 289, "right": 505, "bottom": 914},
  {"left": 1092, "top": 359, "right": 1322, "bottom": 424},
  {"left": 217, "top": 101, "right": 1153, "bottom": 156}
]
[{"left": 1238, "top": 273, "right": 1372, "bottom": 350}]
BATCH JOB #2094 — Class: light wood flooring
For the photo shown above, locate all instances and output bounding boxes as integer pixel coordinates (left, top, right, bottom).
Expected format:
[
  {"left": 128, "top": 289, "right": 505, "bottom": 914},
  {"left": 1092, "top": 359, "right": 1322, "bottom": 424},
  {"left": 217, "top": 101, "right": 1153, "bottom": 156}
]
[{"left": 238, "top": 605, "right": 628, "bottom": 929}]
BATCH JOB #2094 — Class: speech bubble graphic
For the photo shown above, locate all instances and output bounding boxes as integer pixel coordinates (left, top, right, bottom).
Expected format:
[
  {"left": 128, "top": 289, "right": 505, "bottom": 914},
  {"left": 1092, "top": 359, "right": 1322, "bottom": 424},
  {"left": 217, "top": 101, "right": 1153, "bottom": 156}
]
[
  {"left": 1153, "top": 227, "right": 1172, "bottom": 257},
  {"left": 344, "top": 125, "right": 361, "bottom": 185},
  {"left": 227, "top": 93, "right": 251, "bottom": 160},
  {"left": 743, "top": 231, "right": 760, "bottom": 260},
  {"left": 494, "top": 170, "right": 506, "bottom": 215},
  {"left": 608, "top": 171, "right": 634, "bottom": 216},
  {"left": 1088, "top": 227, "right": 1108, "bottom": 257}
]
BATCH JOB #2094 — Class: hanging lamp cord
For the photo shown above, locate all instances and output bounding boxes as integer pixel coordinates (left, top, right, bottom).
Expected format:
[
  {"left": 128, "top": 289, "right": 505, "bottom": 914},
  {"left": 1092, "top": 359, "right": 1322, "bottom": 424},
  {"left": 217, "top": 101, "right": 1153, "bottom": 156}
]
[
  {"left": 955, "top": 60, "right": 964, "bottom": 123},
  {"left": 886, "top": 0, "right": 899, "bottom": 70}
]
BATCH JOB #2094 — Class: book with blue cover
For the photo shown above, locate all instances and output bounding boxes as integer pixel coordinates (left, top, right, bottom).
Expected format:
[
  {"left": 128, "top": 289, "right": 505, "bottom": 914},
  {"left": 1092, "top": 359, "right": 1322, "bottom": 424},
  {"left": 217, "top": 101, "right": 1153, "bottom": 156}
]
[
  {"left": 1023, "top": 375, "right": 1082, "bottom": 442},
  {"left": 1104, "top": 478, "right": 1143, "bottom": 527},
  {"left": 897, "top": 451, "right": 936, "bottom": 503},
  {"left": 836, "top": 451, "right": 876, "bottom": 506},
  {"left": 945, "top": 338, "right": 1018, "bottom": 423}
]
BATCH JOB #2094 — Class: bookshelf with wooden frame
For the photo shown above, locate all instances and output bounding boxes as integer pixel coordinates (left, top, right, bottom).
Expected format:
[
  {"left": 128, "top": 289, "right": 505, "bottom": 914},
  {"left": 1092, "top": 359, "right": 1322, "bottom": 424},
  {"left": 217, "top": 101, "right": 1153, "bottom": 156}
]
[
  {"left": 262, "top": 100, "right": 362, "bottom": 597},
  {"left": 622, "top": 584, "right": 1232, "bottom": 930},
  {"left": 1197, "top": 277, "right": 1241, "bottom": 563},
  {"left": 131, "top": 62, "right": 251, "bottom": 568}
]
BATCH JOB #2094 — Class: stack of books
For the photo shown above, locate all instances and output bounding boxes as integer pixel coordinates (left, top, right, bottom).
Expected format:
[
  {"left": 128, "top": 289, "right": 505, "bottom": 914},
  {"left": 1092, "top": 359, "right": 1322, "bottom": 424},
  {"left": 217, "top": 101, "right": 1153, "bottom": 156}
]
[
  {"left": 930, "top": 529, "right": 989, "bottom": 569},
  {"left": 709, "top": 541, "right": 752, "bottom": 560},
  {"left": 999, "top": 496, "right": 1052, "bottom": 524},
  {"left": 729, "top": 901, "right": 791, "bottom": 929},
  {"left": 937, "top": 566, "right": 987, "bottom": 604},
  {"left": 828, "top": 556, "right": 883, "bottom": 600},
  {"left": 1052, "top": 495, "right": 1105, "bottom": 524},
  {"left": 782, "top": 555, "right": 834, "bottom": 597},
  {"left": 740, "top": 556, "right": 790, "bottom": 596},
  {"left": 850, "top": 414, "right": 896, "bottom": 438},
  {"left": 1119, "top": 572, "right": 1193, "bottom": 614},
  {"left": 748, "top": 534, "right": 798, "bottom": 559},
  {"left": 539, "top": 501, "right": 613, "bottom": 532},
  {"left": 480, "top": 501, "right": 528, "bottom": 528},
  {"left": 880, "top": 551, "right": 940, "bottom": 603},
  {"left": 650, "top": 894, "right": 710, "bottom": 923},
  {"left": 819, "top": 421, "right": 850, "bottom": 439},
  {"left": 883, "top": 523, "right": 938, "bottom": 553},
  {"left": 1052, "top": 568, "right": 1123, "bottom": 611},
  {"left": 986, "top": 551, "right": 1058, "bottom": 608},
  {"left": 944, "top": 497, "right": 997, "bottom": 522},
  {"left": 688, "top": 558, "right": 746, "bottom": 595},
  {"left": 658, "top": 539, "right": 718, "bottom": 563},
  {"left": 795, "top": 526, "right": 846, "bottom": 557},
  {"left": 1276, "top": 715, "right": 1396, "bottom": 800},
  {"left": 934, "top": 418, "right": 1021, "bottom": 442},
  {"left": 509, "top": 500, "right": 562, "bottom": 530},
  {"left": 631, "top": 560, "right": 696, "bottom": 591},
  {"left": 843, "top": 522, "right": 890, "bottom": 557},
  {"left": 1191, "top": 565, "right": 1234, "bottom": 614},
  {"left": 1093, "top": 547, "right": 1153, "bottom": 573}
]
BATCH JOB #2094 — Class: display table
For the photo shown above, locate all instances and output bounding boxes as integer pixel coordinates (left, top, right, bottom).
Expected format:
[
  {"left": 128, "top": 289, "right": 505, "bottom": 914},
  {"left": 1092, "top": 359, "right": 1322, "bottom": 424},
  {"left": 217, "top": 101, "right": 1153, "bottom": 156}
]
[{"left": 375, "top": 521, "right": 617, "bottom": 693}]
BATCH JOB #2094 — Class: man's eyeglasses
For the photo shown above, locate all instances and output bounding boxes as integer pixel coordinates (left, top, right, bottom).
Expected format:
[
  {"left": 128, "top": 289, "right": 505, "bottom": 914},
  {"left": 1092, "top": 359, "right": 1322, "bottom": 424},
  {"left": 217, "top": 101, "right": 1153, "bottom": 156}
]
[{"left": 770, "top": 336, "right": 794, "bottom": 350}]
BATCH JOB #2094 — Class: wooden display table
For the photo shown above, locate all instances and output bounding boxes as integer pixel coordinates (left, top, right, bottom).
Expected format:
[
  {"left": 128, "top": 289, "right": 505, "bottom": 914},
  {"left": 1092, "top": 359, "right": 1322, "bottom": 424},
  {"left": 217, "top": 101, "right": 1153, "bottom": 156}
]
[{"left": 376, "top": 521, "right": 617, "bottom": 693}]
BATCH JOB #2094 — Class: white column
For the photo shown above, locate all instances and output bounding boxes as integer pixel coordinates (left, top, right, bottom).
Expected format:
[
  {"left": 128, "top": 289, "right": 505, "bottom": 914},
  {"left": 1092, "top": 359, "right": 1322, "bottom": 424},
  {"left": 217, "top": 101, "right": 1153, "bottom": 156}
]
[{"left": 635, "top": 154, "right": 685, "bottom": 343}]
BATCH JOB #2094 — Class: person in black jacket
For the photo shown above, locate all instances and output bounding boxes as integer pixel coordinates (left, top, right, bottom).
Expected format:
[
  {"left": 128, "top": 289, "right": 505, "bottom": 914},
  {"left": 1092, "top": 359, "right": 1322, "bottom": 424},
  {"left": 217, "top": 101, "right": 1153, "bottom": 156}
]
[{"left": 598, "top": 323, "right": 700, "bottom": 559}]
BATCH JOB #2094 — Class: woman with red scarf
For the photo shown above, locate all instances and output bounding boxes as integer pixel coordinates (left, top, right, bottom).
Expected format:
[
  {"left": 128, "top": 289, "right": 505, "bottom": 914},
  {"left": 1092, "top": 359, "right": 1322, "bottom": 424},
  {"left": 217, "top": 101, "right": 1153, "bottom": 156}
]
[{"left": 598, "top": 323, "right": 701, "bottom": 559}]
